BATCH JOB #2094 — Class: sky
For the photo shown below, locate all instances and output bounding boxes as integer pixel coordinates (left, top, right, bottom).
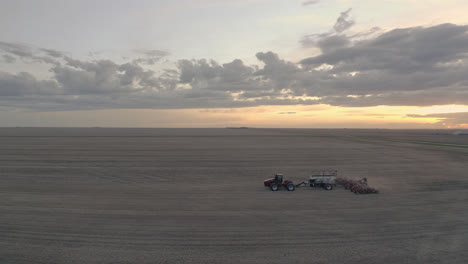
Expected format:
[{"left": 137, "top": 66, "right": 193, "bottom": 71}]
[{"left": 1, "top": 0, "right": 468, "bottom": 128}]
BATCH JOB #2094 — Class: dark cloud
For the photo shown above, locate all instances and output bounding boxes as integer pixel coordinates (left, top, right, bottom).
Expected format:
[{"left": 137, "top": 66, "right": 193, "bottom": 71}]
[
  {"left": 177, "top": 58, "right": 256, "bottom": 94},
  {"left": 0, "top": 41, "right": 34, "bottom": 57},
  {"left": 52, "top": 58, "right": 163, "bottom": 95},
  {"left": 0, "top": 72, "right": 60, "bottom": 96},
  {"left": 1, "top": 23, "right": 468, "bottom": 111},
  {"left": 316, "top": 34, "right": 351, "bottom": 53},
  {"left": 300, "top": 32, "right": 331, "bottom": 48},
  {"left": 302, "top": 0, "right": 319, "bottom": 6},
  {"left": 333, "top": 8, "right": 354, "bottom": 33},
  {"left": 2, "top": 54, "right": 16, "bottom": 63},
  {"left": 300, "top": 23, "right": 468, "bottom": 101},
  {"left": 301, "top": 9, "right": 354, "bottom": 48},
  {"left": 0, "top": 42, "right": 61, "bottom": 64}
]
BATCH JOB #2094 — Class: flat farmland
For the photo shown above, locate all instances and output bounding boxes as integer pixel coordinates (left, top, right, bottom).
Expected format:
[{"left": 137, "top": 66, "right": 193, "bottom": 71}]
[{"left": 1, "top": 128, "right": 467, "bottom": 264}]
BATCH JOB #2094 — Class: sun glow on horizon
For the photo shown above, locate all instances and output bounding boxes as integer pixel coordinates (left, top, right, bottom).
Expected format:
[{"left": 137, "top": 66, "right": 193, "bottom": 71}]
[
  {"left": 2, "top": 104, "right": 466, "bottom": 129},
  {"left": 407, "top": 105, "right": 468, "bottom": 115}
]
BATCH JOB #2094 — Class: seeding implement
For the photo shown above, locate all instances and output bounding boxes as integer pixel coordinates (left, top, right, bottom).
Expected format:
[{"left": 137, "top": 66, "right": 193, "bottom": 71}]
[{"left": 336, "top": 177, "right": 379, "bottom": 194}]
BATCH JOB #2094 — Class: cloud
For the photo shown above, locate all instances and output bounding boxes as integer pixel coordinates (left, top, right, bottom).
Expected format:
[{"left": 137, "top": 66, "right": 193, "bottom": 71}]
[
  {"left": 199, "top": 109, "right": 238, "bottom": 113},
  {"left": 349, "top": 26, "right": 382, "bottom": 39},
  {"left": 137, "top": 49, "right": 170, "bottom": 58},
  {"left": 302, "top": 0, "right": 319, "bottom": 6},
  {"left": 408, "top": 112, "right": 468, "bottom": 128},
  {"left": 302, "top": 23, "right": 468, "bottom": 70},
  {"left": 1, "top": 23, "right": 468, "bottom": 111},
  {"left": 300, "top": 23, "right": 468, "bottom": 102},
  {"left": 301, "top": 9, "right": 355, "bottom": 48},
  {"left": 316, "top": 34, "right": 351, "bottom": 52},
  {"left": 0, "top": 41, "right": 33, "bottom": 58},
  {"left": 40, "top": 48, "right": 65, "bottom": 58},
  {"left": 2, "top": 54, "right": 16, "bottom": 63},
  {"left": 278, "top": 112, "right": 296, "bottom": 114},
  {"left": 0, "top": 72, "right": 60, "bottom": 96},
  {"left": 132, "top": 49, "right": 170, "bottom": 65},
  {"left": 333, "top": 8, "right": 354, "bottom": 33},
  {"left": 52, "top": 58, "right": 165, "bottom": 95},
  {"left": 0, "top": 41, "right": 61, "bottom": 64}
]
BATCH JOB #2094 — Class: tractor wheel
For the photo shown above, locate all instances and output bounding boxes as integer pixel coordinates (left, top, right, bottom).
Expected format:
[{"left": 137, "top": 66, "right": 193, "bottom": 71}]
[
  {"left": 270, "top": 183, "right": 279, "bottom": 191},
  {"left": 324, "top": 184, "right": 332, "bottom": 190},
  {"left": 286, "top": 183, "right": 296, "bottom": 191}
]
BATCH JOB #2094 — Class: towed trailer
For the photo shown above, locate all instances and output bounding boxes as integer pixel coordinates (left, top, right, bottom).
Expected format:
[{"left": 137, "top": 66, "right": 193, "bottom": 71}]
[{"left": 295, "top": 170, "right": 337, "bottom": 190}]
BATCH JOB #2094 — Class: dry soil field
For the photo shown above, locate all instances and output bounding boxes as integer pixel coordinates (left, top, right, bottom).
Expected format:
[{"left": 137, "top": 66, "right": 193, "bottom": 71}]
[{"left": 1, "top": 128, "right": 467, "bottom": 263}]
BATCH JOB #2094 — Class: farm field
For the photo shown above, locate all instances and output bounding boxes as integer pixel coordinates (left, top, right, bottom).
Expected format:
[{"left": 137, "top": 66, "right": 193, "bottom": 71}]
[{"left": 1, "top": 128, "right": 467, "bottom": 264}]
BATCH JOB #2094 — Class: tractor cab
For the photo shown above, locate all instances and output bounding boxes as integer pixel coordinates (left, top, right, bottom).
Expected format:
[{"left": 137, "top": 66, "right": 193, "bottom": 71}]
[{"left": 274, "top": 174, "right": 283, "bottom": 183}]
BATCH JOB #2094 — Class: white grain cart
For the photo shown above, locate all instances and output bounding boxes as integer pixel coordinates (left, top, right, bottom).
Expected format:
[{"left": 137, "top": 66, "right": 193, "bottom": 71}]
[{"left": 296, "top": 170, "right": 337, "bottom": 190}]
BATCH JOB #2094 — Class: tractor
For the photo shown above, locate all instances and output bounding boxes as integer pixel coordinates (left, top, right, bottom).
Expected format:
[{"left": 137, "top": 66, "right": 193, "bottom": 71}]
[{"left": 264, "top": 174, "right": 296, "bottom": 191}]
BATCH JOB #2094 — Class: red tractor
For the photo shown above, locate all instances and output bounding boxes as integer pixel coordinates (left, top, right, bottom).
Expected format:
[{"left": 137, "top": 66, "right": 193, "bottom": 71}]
[{"left": 264, "top": 174, "right": 296, "bottom": 191}]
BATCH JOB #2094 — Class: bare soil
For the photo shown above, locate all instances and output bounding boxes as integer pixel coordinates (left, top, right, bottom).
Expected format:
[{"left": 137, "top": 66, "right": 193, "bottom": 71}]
[{"left": 1, "top": 128, "right": 467, "bottom": 263}]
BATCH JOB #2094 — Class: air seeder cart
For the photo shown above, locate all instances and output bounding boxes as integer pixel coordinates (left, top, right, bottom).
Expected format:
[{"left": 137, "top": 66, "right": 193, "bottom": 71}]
[{"left": 295, "top": 170, "right": 338, "bottom": 190}]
